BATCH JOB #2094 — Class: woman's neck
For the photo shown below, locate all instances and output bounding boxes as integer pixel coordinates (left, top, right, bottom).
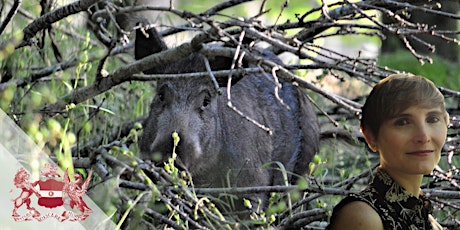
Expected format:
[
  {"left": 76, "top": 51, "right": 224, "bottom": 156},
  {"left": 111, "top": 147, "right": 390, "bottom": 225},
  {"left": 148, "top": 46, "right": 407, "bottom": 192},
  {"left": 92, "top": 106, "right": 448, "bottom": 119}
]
[{"left": 379, "top": 166, "right": 423, "bottom": 197}]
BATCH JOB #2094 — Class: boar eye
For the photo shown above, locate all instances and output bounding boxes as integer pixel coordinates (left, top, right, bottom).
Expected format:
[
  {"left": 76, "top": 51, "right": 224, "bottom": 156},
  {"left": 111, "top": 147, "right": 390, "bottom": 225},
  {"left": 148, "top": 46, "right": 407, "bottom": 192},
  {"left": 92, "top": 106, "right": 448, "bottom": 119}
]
[
  {"left": 201, "top": 94, "right": 211, "bottom": 110},
  {"left": 156, "top": 92, "right": 164, "bottom": 102},
  {"left": 156, "top": 84, "right": 170, "bottom": 103}
]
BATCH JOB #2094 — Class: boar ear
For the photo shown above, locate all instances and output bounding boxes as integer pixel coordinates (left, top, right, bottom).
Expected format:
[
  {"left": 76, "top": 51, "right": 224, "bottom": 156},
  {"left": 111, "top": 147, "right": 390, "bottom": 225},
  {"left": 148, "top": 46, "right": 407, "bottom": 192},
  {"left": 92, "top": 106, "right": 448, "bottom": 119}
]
[{"left": 135, "top": 23, "right": 168, "bottom": 74}]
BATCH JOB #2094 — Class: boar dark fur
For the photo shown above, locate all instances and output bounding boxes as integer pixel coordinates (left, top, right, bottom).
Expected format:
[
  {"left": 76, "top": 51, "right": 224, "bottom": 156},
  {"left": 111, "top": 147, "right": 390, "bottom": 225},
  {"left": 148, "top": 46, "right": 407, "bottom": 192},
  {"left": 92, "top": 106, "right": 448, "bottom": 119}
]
[{"left": 136, "top": 26, "right": 320, "bottom": 211}]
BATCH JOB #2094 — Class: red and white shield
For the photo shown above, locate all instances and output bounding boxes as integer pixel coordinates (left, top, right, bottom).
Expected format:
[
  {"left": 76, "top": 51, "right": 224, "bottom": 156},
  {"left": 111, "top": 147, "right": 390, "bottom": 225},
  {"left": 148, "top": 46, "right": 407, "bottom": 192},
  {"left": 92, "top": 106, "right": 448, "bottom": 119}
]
[{"left": 37, "top": 179, "right": 64, "bottom": 208}]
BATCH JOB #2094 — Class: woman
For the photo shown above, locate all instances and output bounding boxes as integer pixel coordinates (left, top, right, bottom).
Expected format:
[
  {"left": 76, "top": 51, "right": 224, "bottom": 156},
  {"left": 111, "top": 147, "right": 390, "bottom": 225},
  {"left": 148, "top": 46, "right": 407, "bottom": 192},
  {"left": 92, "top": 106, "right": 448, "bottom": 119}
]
[{"left": 328, "top": 74, "right": 449, "bottom": 230}]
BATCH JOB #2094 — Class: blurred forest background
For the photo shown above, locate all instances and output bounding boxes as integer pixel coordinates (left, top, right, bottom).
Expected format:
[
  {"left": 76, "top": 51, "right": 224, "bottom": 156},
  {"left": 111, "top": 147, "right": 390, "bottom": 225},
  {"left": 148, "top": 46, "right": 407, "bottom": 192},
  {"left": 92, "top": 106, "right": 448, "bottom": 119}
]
[{"left": 1, "top": 0, "right": 459, "bottom": 229}]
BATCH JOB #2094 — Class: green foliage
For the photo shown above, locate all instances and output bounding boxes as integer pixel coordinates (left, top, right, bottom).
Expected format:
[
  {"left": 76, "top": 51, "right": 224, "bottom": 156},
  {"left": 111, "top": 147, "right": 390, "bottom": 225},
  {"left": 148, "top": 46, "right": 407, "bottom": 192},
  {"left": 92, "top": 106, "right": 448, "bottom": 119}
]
[{"left": 378, "top": 51, "right": 460, "bottom": 88}]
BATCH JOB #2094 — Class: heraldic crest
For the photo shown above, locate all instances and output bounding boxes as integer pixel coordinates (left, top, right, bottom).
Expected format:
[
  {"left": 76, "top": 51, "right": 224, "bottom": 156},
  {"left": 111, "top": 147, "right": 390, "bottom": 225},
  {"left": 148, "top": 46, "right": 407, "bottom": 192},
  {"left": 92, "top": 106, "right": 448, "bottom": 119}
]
[{"left": 12, "top": 163, "right": 93, "bottom": 222}]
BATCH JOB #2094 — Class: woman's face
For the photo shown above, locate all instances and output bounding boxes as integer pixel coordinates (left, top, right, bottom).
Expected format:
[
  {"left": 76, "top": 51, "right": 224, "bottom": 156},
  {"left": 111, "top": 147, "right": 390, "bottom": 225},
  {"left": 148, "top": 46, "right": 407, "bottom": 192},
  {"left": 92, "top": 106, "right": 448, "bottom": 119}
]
[{"left": 365, "top": 105, "right": 448, "bottom": 176}]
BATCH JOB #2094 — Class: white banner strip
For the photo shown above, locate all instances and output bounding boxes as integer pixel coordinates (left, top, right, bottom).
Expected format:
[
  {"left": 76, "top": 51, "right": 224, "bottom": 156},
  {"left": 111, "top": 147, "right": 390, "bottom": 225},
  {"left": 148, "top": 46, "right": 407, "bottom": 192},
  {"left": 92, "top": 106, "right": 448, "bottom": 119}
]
[{"left": 38, "top": 190, "right": 63, "bottom": 198}]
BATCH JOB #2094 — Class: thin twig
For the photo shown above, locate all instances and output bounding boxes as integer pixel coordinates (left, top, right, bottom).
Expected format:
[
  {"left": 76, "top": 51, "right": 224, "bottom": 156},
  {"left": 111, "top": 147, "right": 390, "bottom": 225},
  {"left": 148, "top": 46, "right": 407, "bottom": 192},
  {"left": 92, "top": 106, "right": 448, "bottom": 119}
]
[{"left": 0, "top": 0, "right": 22, "bottom": 35}]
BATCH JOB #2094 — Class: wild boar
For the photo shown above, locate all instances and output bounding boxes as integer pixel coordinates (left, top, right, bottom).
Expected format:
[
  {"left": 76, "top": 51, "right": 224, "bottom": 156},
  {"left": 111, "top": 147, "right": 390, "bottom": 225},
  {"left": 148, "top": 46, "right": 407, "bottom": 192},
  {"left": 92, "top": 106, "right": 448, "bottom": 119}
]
[{"left": 135, "top": 25, "right": 320, "bottom": 211}]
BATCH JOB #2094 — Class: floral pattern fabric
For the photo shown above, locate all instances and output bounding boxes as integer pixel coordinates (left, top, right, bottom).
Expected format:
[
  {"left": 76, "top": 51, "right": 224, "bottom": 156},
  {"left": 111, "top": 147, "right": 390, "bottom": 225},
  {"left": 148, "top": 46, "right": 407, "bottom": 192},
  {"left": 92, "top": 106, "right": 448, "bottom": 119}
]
[{"left": 329, "top": 168, "right": 434, "bottom": 230}]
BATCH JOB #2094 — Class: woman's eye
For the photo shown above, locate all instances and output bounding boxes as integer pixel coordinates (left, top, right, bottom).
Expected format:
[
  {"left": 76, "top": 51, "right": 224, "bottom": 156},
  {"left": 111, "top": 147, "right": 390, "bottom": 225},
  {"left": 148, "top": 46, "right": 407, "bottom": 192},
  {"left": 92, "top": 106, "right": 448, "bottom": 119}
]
[
  {"left": 427, "top": 116, "right": 440, "bottom": 123},
  {"left": 394, "top": 118, "right": 409, "bottom": 126}
]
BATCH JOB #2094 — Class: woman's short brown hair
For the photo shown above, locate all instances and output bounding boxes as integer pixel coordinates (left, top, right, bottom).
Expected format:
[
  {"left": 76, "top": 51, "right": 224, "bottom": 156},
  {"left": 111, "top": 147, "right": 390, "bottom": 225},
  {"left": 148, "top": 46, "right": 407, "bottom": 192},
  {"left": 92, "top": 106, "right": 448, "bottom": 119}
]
[{"left": 361, "top": 73, "right": 447, "bottom": 138}]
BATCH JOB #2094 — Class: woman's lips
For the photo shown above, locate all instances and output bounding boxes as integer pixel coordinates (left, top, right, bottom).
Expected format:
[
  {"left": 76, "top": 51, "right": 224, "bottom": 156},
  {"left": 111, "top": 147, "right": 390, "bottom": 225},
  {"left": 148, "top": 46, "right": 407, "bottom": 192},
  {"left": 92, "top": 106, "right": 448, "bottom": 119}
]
[{"left": 406, "top": 150, "right": 434, "bottom": 156}]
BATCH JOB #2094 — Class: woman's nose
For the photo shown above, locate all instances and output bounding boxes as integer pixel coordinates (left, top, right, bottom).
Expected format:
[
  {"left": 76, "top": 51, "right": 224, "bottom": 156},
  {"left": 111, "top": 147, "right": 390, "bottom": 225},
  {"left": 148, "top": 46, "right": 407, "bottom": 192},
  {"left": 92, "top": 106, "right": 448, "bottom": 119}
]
[{"left": 413, "top": 124, "right": 430, "bottom": 144}]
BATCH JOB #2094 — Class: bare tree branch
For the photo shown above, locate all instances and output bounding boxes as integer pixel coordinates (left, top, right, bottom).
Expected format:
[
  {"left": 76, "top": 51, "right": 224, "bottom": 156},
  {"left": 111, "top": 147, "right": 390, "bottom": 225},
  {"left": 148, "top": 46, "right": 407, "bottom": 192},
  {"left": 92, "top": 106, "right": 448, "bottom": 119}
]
[
  {"left": 18, "top": 0, "right": 99, "bottom": 48},
  {"left": 0, "top": 0, "right": 22, "bottom": 35},
  {"left": 40, "top": 41, "right": 195, "bottom": 115}
]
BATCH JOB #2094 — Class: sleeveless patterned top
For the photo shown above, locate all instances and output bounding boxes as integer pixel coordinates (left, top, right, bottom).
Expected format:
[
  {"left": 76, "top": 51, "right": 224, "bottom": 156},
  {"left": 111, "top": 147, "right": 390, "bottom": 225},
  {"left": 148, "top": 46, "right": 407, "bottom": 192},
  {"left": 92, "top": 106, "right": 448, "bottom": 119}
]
[{"left": 329, "top": 169, "right": 436, "bottom": 230}]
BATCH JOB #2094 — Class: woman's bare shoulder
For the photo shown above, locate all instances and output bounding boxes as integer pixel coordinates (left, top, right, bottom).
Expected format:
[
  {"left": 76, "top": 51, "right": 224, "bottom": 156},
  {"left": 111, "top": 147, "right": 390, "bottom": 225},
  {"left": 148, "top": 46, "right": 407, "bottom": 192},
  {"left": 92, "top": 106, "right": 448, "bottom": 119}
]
[{"left": 328, "top": 201, "right": 384, "bottom": 230}]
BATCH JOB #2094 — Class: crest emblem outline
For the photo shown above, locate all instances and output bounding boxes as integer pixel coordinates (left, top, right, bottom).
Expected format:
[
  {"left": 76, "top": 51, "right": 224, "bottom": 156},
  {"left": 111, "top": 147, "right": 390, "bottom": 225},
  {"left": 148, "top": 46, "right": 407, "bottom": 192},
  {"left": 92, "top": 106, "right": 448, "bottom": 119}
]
[{"left": 11, "top": 163, "right": 93, "bottom": 222}]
